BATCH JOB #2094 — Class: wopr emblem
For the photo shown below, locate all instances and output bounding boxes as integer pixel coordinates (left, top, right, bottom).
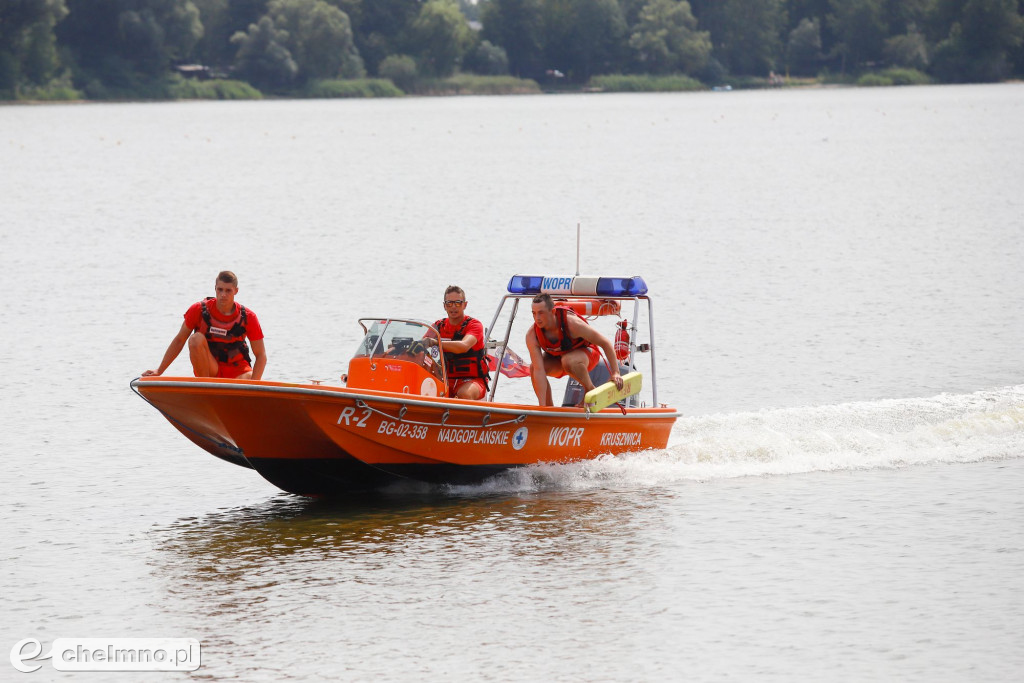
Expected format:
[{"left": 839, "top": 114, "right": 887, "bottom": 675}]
[{"left": 512, "top": 426, "right": 528, "bottom": 450}]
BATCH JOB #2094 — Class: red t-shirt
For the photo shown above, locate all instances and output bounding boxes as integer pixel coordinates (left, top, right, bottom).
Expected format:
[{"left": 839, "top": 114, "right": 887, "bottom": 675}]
[
  {"left": 437, "top": 316, "right": 484, "bottom": 349},
  {"left": 184, "top": 300, "right": 264, "bottom": 341},
  {"left": 436, "top": 316, "right": 486, "bottom": 390}
]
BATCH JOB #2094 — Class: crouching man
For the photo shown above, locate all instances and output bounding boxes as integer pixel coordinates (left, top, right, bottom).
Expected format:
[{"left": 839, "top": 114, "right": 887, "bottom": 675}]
[
  {"left": 143, "top": 270, "right": 267, "bottom": 380},
  {"left": 525, "top": 293, "right": 622, "bottom": 406}
]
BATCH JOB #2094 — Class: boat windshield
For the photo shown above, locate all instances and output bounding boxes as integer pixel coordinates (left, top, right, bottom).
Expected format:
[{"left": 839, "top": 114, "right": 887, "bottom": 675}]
[{"left": 354, "top": 319, "right": 444, "bottom": 381}]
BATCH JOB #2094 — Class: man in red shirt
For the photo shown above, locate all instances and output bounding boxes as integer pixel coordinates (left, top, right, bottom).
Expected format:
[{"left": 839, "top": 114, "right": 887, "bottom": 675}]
[
  {"left": 425, "top": 285, "right": 488, "bottom": 400},
  {"left": 143, "top": 271, "right": 267, "bottom": 380}
]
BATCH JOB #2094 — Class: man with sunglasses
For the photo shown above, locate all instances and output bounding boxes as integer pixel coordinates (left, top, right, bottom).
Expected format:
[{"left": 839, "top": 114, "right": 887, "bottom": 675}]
[{"left": 424, "top": 285, "right": 488, "bottom": 400}]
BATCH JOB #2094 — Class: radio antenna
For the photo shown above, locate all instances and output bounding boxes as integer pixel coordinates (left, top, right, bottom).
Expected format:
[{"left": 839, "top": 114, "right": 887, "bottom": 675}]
[{"left": 575, "top": 223, "right": 581, "bottom": 276}]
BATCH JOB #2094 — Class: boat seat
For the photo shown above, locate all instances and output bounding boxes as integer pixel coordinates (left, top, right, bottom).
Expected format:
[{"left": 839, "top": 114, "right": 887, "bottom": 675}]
[{"left": 562, "top": 362, "right": 634, "bottom": 407}]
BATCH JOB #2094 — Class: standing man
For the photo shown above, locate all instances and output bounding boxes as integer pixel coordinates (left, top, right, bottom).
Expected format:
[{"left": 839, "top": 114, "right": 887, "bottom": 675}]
[
  {"left": 143, "top": 271, "right": 267, "bottom": 380},
  {"left": 425, "top": 285, "right": 488, "bottom": 400},
  {"left": 525, "top": 293, "right": 623, "bottom": 406}
]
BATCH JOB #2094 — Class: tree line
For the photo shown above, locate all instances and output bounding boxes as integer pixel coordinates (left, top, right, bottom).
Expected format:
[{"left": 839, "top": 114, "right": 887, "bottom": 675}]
[{"left": 2, "top": 0, "right": 1022, "bottom": 100}]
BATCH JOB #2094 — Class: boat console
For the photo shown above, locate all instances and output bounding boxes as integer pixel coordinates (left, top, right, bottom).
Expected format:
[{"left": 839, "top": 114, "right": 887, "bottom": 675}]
[{"left": 346, "top": 318, "right": 446, "bottom": 396}]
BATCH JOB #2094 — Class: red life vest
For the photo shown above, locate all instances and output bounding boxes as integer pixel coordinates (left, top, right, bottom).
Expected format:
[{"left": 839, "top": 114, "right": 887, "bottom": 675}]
[
  {"left": 198, "top": 298, "right": 252, "bottom": 365},
  {"left": 434, "top": 316, "right": 489, "bottom": 386},
  {"left": 533, "top": 306, "right": 594, "bottom": 357}
]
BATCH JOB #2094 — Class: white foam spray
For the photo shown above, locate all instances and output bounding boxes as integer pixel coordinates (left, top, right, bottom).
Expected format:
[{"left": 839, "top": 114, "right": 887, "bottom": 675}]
[{"left": 449, "top": 385, "right": 1024, "bottom": 495}]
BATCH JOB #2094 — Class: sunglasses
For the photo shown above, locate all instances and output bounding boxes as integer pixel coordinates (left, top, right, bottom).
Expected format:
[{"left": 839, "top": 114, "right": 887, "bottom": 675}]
[{"left": 443, "top": 299, "right": 465, "bottom": 306}]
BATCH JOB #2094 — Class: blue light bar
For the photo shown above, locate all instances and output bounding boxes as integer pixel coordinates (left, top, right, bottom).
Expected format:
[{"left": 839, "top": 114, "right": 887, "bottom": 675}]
[
  {"left": 507, "top": 275, "right": 648, "bottom": 297},
  {"left": 595, "top": 277, "right": 648, "bottom": 296},
  {"left": 507, "top": 275, "right": 544, "bottom": 293}
]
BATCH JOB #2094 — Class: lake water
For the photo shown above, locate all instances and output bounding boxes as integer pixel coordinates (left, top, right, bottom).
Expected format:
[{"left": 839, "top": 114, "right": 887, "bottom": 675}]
[{"left": 2, "top": 84, "right": 1023, "bottom": 681}]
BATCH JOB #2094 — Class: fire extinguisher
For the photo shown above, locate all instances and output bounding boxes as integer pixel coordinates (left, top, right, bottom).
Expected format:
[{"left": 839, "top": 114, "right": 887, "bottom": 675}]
[{"left": 614, "top": 320, "right": 630, "bottom": 361}]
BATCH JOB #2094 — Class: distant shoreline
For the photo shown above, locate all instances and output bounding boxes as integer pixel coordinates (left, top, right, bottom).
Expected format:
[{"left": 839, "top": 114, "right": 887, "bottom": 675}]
[{"left": 4, "top": 76, "right": 1020, "bottom": 107}]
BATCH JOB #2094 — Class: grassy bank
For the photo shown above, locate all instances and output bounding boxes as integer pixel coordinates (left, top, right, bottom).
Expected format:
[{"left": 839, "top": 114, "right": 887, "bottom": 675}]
[
  {"left": 304, "top": 79, "right": 403, "bottom": 98},
  {"left": 0, "top": 67, "right": 944, "bottom": 103},
  {"left": 407, "top": 74, "right": 541, "bottom": 96},
  {"left": 856, "top": 68, "right": 932, "bottom": 86},
  {"left": 168, "top": 78, "right": 263, "bottom": 100},
  {"left": 587, "top": 74, "right": 705, "bottom": 92}
]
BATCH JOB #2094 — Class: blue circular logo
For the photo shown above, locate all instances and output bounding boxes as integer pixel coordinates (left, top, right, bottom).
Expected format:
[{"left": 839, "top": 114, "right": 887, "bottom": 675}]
[{"left": 512, "top": 426, "right": 528, "bottom": 450}]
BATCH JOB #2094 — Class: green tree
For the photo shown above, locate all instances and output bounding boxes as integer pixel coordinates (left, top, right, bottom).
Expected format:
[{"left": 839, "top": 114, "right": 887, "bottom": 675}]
[
  {"left": 1012, "top": 18, "right": 1024, "bottom": 77},
  {"left": 266, "top": 0, "right": 364, "bottom": 80},
  {"left": 335, "top": 0, "right": 421, "bottom": 76},
  {"left": 959, "top": 0, "right": 1024, "bottom": 60},
  {"left": 787, "top": 16, "right": 822, "bottom": 74},
  {"left": 827, "top": 0, "right": 887, "bottom": 72},
  {"left": 619, "top": 0, "right": 650, "bottom": 26},
  {"left": 231, "top": 15, "right": 297, "bottom": 89},
  {"left": 881, "top": 0, "right": 934, "bottom": 33},
  {"left": 0, "top": 0, "right": 68, "bottom": 95},
  {"left": 690, "top": 0, "right": 785, "bottom": 75},
  {"left": 57, "top": 0, "right": 203, "bottom": 91},
  {"left": 628, "top": 0, "right": 710, "bottom": 75},
  {"left": 378, "top": 52, "right": 417, "bottom": 89},
  {"left": 930, "top": 0, "right": 1024, "bottom": 81},
  {"left": 457, "top": 0, "right": 481, "bottom": 22},
  {"left": 464, "top": 39, "right": 510, "bottom": 75},
  {"left": 543, "top": 0, "right": 627, "bottom": 82},
  {"left": 406, "top": 0, "right": 472, "bottom": 78},
  {"left": 191, "top": 0, "right": 269, "bottom": 68},
  {"left": 191, "top": 0, "right": 228, "bottom": 65},
  {"left": 883, "top": 30, "right": 928, "bottom": 69},
  {"left": 781, "top": 0, "right": 838, "bottom": 65},
  {"left": 480, "top": 0, "right": 545, "bottom": 79}
]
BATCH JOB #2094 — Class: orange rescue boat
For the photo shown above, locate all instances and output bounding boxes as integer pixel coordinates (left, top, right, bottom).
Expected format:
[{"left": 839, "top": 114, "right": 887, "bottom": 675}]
[{"left": 131, "top": 274, "right": 680, "bottom": 495}]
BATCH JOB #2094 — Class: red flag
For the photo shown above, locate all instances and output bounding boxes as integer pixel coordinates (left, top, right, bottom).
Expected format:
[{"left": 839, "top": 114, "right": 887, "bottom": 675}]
[{"left": 486, "top": 347, "right": 531, "bottom": 378}]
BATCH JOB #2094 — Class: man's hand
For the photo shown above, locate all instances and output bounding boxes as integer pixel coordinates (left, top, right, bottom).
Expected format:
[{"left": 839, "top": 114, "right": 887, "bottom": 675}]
[{"left": 611, "top": 372, "right": 624, "bottom": 390}]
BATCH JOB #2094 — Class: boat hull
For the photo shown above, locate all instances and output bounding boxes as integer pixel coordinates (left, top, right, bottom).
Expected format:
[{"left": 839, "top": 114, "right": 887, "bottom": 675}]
[
  {"left": 132, "top": 378, "right": 400, "bottom": 494},
  {"left": 132, "top": 377, "right": 680, "bottom": 494}
]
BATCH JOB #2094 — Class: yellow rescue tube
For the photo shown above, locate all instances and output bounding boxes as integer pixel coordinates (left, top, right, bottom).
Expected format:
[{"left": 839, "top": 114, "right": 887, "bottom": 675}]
[{"left": 584, "top": 372, "right": 643, "bottom": 413}]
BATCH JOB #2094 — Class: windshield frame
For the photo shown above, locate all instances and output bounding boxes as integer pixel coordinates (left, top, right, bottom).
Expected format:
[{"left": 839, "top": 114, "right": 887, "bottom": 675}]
[{"left": 354, "top": 317, "right": 447, "bottom": 385}]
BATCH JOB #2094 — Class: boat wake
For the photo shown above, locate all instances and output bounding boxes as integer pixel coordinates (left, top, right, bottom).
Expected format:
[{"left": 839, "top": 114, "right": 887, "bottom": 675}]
[{"left": 445, "top": 385, "right": 1024, "bottom": 495}]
